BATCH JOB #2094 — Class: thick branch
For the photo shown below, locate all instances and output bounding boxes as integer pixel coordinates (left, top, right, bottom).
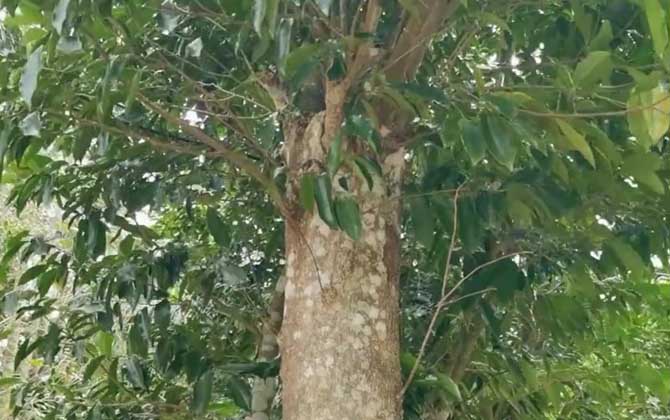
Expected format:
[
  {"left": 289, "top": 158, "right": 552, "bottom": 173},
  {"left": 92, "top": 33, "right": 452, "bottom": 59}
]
[
  {"left": 385, "top": 0, "right": 460, "bottom": 81},
  {"left": 246, "top": 277, "right": 286, "bottom": 420}
]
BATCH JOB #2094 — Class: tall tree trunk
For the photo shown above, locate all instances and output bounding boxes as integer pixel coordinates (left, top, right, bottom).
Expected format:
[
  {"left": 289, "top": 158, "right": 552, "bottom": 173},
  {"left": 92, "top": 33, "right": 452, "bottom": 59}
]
[{"left": 279, "top": 111, "right": 406, "bottom": 420}]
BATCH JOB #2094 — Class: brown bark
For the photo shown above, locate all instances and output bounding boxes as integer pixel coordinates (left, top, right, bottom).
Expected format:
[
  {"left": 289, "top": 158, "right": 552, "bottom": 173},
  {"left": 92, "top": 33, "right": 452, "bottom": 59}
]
[{"left": 279, "top": 110, "right": 406, "bottom": 420}]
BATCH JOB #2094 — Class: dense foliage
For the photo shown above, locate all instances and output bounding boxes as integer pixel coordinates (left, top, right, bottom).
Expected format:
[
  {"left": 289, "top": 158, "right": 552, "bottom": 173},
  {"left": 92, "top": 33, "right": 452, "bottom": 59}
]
[{"left": 1, "top": 0, "right": 670, "bottom": 418}]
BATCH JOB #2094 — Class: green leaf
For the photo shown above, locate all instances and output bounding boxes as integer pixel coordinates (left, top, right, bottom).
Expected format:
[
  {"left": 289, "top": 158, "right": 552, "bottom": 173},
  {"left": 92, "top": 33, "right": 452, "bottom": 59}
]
[
  {"left": 83, "top": 355, "right": 105, "bottom": 382},
  {"left": 627, "top": 92, "right": 654, "bottom": 147},
  {"left": 642, "top": 86, "right": 670, "bottom": 142},
  {"left": 459, "top": 118, "right": 487, "bottom": 165},
  {"left": 20, "top": 46, "right": 43, "bottom": 109},
  {"left": 346, "top": 115, "right": 381, "bottom": 154},
  {"left": 128, "top": 321, "right": 148, "bottom": 357},
  {"left": 555, "top": 119, "right": 595, "bottom": 167},
  {"left": 19, "top": 264, "right": 48, "bottom": 285},
  {"left": 314, "top": 174, "right": 337, "bottom": 228},
  {"left": 590, "top": 20, "right": 613, "bottom": 51},
  {"left": 192, "top": 370, "right": 214, "bottom": 415},
  {"left": 125, "top": 356, "right": 146, "bottom": 389},
  {"left": 0, "top": 122, "right": 11, "bottom": 182},
  {"left": 352, "top": 156, "right": 381, "bottom": 191},
  {"left": 206, "top": 207, "right": 230, "bottom": 247},
  {"left": 571, "top": 0, "right": 592, "bottom": 40},
  {"left": 277, "top": 18, "right": 293, "bottom": 64},
  {"left": 19, "top": 112, "right": 41, "bottom": 137},
  {"left": 94, "top": 331, "right": 113, "bottom": 357},
  {"left": 315, "top": 0, "right": 333, "bottom": 15},
  {"left": 0, "top": 377, "right": 21, "bottom": 389},
  {"left": 334, "top": 196, "right": 362, "bottom": 240},
  {"left": 326, "top": 132, "right": 343, "bottom": 177},
  {"left": 621, "top": 152, "right": 665, "bottom": 194},
  {"left": 436, "top": 374, "right": 462, "bottom": 401},
  {"left": 644, "top": 0, "right": 668, "bottom": 59},
  {"left": 483, "top": 116, "right": 517, "bottom": 170},
  {"left": 299, "top": 174, "right": 316, "bottom": 212},
  {"left": 606, "top": 238, "right": 646, "bottom": 280},
  {"left": 410, "top": 197, "right": 435, "bottom": 249},
  {"left": 52, "top": 0, "right": 70, "bottom": 35},
  {"left": 280, "top": 43, "right": 322, "bottom": 82},
  {"left": 253, "top": 0, "right": 267, "bottom": 35},
  {"left": 574, "top": 51, "right": 611, "bottom": 88}
]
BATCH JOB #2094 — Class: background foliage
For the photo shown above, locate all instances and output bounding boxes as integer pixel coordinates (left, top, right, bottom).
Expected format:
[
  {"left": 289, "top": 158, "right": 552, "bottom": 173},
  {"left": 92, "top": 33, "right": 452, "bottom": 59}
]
[{"left": 1, "top": 0, "right": 670, "bottom": 419}]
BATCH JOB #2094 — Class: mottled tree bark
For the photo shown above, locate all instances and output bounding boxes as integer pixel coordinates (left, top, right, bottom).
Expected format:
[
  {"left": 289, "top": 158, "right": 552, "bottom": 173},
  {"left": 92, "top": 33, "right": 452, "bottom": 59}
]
[{"left": 279, "top": 111, "right": 406, "bottom": 420}]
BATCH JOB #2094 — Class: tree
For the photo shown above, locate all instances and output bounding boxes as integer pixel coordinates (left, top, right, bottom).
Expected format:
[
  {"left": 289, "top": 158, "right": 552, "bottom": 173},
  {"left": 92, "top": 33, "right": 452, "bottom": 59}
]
[{"left": 1, "top": 0, "right": 670, "bottom": 419}]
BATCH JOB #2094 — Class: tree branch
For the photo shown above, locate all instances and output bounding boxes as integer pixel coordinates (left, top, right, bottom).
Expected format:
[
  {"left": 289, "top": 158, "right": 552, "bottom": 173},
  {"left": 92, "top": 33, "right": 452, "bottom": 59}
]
[
  {"left": 136, "top": 92, "right": 289, "bottom": 216},
  {"left": 385, "top": 0, "right": 461, "bottom": 81},
  {"left": 246, "top": 276, "right": 286, "bottom": 420}
]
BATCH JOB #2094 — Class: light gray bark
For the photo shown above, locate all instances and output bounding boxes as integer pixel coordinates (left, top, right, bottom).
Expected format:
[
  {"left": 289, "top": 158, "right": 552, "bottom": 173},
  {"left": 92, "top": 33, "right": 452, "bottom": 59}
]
[{"left": 279, "top": 112, "right": 405, "bottom": 420}]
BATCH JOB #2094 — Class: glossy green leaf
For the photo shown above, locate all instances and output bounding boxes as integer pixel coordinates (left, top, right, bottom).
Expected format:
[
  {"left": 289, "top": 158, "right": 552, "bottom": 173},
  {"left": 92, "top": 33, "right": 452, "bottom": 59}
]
[
  {"left": 644, "top": 0, "right": 668, "bottom": 59},
  {"left": 352, "top": 156, "right": 381, "bottom": 191},
  {"left": 277, "top": 18, "right": 293, "bottom": 64},
  {"left": 326, "top": 132, "right": 343, "bottom": 177},
  {"left": 621, "top": 152, "right": 664, "bottom": 194},
  {"left": 125, "top": 356, "right": 146, "bottom": 389},
  {"left": 83, "top": 356, "right": 105, "bottom": 382},
  {"left": 556, "top": 119, "right": 595, "bottom": 167},
  {"left": 590, "top": 20, "right": 612, "bottom": 51},
  {"left": 20, "top": 46, "right": 43, "bottom": 108},
  {"left": 253, "top": 0, "right": 267, "bottom": 35},
  {"left": 299, "top": 173, "right": 316, "bottom": 212},
  {"left": 192, "top": 370, "right": 214, "bottom": 415},
  {"left": 459, "top": 118, "right": 487, "bottom": 165},
  {"left": 483, "top": 116, "right": 517, "bottom": 170},
  {"left": 52, "top": 0, "right": 70, "bottom": 35},
  {"left": 314, "top": 175, "right": 337, "bottom": 227},
  {"left": 0, "top": 123, "right": 11, "bottom": 182},
  {"left": 437, "top": 374, "right": 462, "bottom": 401},
  {"left": 316, "top": 0, "right": 333, "bottom": 15},
  {"left": 641, "top": 86, "right": 670, "bottom": 142},
  {"left": 334, "top": 196, "right": 362, "bottom": 240},
  {"left": 574, "top": 51, "right": 611, "bottom": 88},
  {"left": 206, "top": 207, "right": 230, "bottom": 247}
]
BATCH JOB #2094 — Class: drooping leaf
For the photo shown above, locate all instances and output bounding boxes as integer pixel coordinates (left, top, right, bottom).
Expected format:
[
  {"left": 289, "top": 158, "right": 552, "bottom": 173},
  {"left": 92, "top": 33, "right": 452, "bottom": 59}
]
[
  {"left": 186, "top": 37, "right": 204, "bottom": 58},
  {"left": 590, "top": 20, "right": 613, "bottom": 51},
  {"left": 314, "top": 174, "right": 337, "bottom": 228},
  {"left": 574, "top": 51, "right": 611, "bottom": 88},
  {"left": 334, "top": 196, "right": 362, "bottom": 240},
  {"left": 253, "top": 0, "right": 267, "bottom": 35},
  {"left": 0, "top": 122, "right": 11, "bottom": 182},
  {"left": 277, "top": 18, "right": 293, "bottom": 64},
  {"left": 206, "top": 207, "right": 230, "bottom": 247},
  {"left": 192, "top": 370, "right": 214, "bottom": 415},
  {"left": 459, "top": 118, "right": 487, "bottom": 165},
  {"left": 483, "top": 115, "right": 517, "bottom": 170},
  {"left": 315, "top": 0, "right": 333, "bottom": 15},
  {"left": 299, "top": 173, "right": 316, "bottom": 212},
  {"left": 437, "top": 374, "right": 462, "bottom": 401},
  {"left": 555, "top": 119, "right": 595, "bottom": 167},
  {"left": 52, "top": 0, "right": 70, "bottom": 35},
  {"left": 19, "top": 112, "right": 41, "bottom": 137},
  {"left": 20, "top": 46, "right": 43, "bottom": 108},
  {"left": 326, "top": 132, "right": 343, "bottom": 177},
  {"left": 644, "top": 0, "right": 668, "bottom": 59}
]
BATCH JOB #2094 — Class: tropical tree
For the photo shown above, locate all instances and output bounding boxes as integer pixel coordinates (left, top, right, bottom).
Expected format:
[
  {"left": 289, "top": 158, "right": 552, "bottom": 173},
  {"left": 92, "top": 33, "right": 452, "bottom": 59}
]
[{"left": 1, "top": 0, "right": 670, "bottom": 419}]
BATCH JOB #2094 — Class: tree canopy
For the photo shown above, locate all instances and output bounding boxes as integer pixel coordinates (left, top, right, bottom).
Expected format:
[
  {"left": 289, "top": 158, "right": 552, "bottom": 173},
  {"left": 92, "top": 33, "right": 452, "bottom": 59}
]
[{"left": 1, "top": 0, "right": 670, "bottom": 419}]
